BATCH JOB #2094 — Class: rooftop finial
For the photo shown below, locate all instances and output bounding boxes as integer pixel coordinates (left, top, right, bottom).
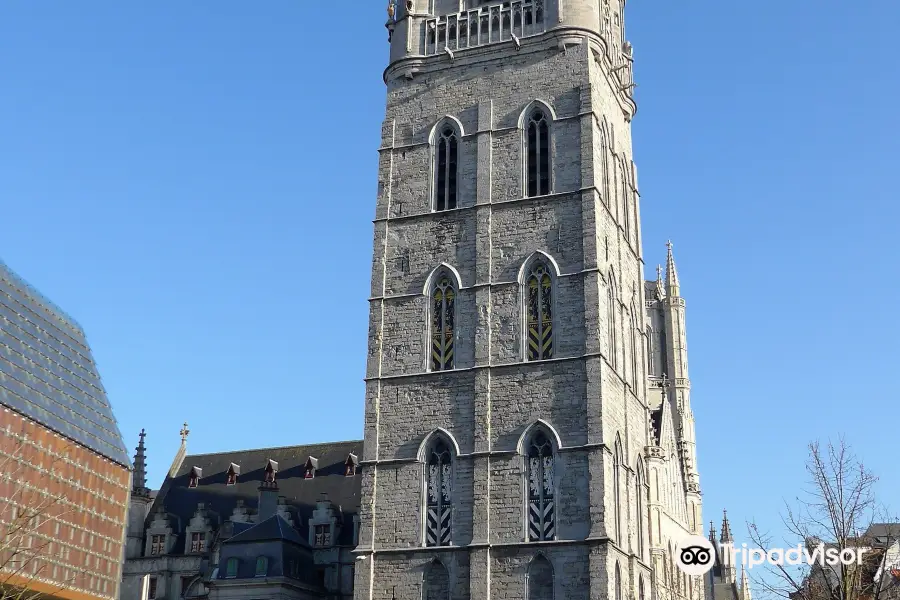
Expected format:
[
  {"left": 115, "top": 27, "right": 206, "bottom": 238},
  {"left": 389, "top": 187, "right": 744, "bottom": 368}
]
[
  {"left": 386, "top": 0, "right": 396, "bottom": 41},
  {"left": 180, "top": 422, "right": 190, "bottom": 443},
  {"left": 132, "top": 429, "right": 149, "bottom": 497}
]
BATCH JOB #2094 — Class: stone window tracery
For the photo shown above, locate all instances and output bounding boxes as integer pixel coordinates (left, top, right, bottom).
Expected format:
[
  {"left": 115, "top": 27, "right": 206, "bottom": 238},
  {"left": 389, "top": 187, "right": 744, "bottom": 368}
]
[
  {"left": 431, "top": 275, "right": 456, "bottom": 371},
  {"left": 525, "top": 262, "right": 553, "bottom": 361},
  {"left": 425, "top": 438, "right": 453, "bottom": 546},
  {"left": 527, "top": 430, "right": 555, "bottom": 541}
]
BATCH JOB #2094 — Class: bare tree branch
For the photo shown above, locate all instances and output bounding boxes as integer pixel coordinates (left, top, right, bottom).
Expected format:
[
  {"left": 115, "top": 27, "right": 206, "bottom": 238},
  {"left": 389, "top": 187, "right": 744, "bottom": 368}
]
[{"left": 747, "top": 439, "right": 895, "bottom": 600}]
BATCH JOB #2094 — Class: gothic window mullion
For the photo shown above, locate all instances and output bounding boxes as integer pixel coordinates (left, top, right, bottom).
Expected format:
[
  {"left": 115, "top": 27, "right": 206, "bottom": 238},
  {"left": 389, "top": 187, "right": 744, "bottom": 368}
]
[
  {"left": 435, "top": 126, "right": 458, "bottom": 211},
  {"left": 447, "top": 135, "right": 458, "bottom": 209},
  {"left": 525, "top": 108, "right": 550, "bottom": 198}
]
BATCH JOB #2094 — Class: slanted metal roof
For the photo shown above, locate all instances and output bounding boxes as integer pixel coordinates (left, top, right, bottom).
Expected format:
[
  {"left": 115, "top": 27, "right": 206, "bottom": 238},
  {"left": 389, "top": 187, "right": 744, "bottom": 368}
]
[{"left": 0, "top": 259, "right": 130, "bottom": 466}]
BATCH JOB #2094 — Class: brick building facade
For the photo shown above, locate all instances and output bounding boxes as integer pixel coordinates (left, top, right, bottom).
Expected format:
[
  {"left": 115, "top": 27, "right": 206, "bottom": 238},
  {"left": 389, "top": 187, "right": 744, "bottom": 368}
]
[{"left": 0, "top": 260, "right": 131, "bottom": 600}]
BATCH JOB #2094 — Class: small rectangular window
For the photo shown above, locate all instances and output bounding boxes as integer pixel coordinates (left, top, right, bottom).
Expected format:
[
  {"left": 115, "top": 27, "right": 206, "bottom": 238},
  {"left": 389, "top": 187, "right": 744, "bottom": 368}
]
[
  {"left": 150, "top": 534, "right": 165, "bottom": 555},
  {"left": 190, "top": 532, "right": 205, "bottom": 553},
  {"left": 314, "top": 524, "right": 331, "bottom": 547},
  {"left": 147, "top": 577, "right": 158, "bottom": 600}
]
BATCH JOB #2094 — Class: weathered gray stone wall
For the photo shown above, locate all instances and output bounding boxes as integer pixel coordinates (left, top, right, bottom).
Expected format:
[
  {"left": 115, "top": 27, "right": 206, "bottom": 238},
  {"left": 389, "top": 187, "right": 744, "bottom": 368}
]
[{"left": 358, "top": 0, "right": 700, "bottom": 595}]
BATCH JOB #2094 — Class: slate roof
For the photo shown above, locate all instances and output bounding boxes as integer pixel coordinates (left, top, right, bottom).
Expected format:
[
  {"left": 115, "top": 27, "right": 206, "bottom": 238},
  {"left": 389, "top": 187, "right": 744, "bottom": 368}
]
[
  {"left": 0, "top": 259, "right": 130, "bottom": 466},
  {"left": 224, "top": 515, "right": 307, "bottom": 546},
  {"left": 149, "top": 440, "right": 363, "bottom": 551},
  {"left": 866, "top": 523, "right": 900, "bottom": 543}
]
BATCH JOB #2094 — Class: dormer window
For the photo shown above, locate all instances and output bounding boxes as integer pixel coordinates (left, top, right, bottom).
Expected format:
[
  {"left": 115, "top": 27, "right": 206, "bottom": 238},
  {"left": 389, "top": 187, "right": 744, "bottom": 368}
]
[
  {"left": 344, "top": 454, "right": 358, "bottom": 477},
  {"left": 314, "top": 524, "right": 331, "bottom": 547},
  {"left": 304, "top": 457, "right": 318, "bottom": 479},
  {"left": 263, "top": 459, "right": 278, "bottom": 484},
  {"left": 188, "top": 466, "right": 202, "bottom": 488},
  {"left": 190, "top": 532, "right": 206, "bottom": 553},
  {"left": 225, "top": 557, "right": 239, "bottom": 578},
  {"left": 226, "top": 463, "right": 240, "bottom": 486}
]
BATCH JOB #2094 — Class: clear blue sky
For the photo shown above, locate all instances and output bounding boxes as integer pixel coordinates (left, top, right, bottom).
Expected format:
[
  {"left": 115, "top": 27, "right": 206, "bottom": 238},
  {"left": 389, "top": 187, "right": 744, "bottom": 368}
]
[{"left": 1, "top": 0, "right": 896, "bottom": 551}]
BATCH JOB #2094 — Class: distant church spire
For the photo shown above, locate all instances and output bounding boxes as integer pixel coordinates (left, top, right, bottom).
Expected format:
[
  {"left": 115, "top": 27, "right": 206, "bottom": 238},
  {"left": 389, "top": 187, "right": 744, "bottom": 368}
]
[
  {"left": 709, "top": 520, "right": 717, "bottom": 544},
  {"left": 741, "top": 565, "right": 752, "bottom": 600},
  {"left": 655, "top": 264, "right": 665, "bottom": 299},
  {"left": 720, "top": 509, "right": 734, "bottom": 543},
  {"left": 665, "top": 240, "right": 680, "bottom": 296},
  {"left": 132, "top": 429, "right": 149, "bottom": 497}
]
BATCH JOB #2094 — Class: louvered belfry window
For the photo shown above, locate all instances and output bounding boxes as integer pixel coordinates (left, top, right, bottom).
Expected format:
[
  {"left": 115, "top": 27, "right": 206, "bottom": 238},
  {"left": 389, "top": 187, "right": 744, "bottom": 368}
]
[
  {"left": 431, "top": 276, "right": 455, "bottom": 371},
  {"left": 425, "top": 440, "right": 452, "bottom": 546},
  {"left": 526, "top": 262, "right": 553, "bottom": 361},
  {"left": 527, "top": 431, "right": 555, "bottom": 541}
]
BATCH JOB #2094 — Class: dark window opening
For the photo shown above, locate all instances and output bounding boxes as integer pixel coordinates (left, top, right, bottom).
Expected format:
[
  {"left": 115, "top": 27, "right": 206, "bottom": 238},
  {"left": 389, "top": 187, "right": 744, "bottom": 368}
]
[
  {"left": 526, "top": 108, "right": 550, "bottom": 197},
  {"left": 435, "top": 126, "right": 458, "bottom": 211}
]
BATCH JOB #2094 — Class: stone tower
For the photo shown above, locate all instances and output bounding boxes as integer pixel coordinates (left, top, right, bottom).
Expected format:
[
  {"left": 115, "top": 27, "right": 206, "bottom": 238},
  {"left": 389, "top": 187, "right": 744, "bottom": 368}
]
[{"left": 356, "top": 0, "right": 702, "bottom": 598}]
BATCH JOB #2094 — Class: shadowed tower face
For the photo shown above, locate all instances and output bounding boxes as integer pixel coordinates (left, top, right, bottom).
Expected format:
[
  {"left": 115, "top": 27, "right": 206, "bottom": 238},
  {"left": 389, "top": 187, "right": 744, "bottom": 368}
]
[{"left": 357, "top": 0, "right": 702, "bottom": 598}]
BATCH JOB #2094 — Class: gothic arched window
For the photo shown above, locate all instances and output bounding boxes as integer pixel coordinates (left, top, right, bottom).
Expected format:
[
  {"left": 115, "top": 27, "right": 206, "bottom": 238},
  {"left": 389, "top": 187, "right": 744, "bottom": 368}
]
[
  {"left": 639, "top": 575, "right": 646, "bottom": 600},
  {"left": 423, "top": 560, "right": 450, "bottom": 600},
  {"left": 526, "top": 430, "right": 555, "bottom": 541},
  {"left": 621, "top": 161, "right": 630, "bottom": 239},
  {"left": 425, "top": 438, "right": 453, "bottom": 547},
  {"left": 636, "top": 458, "right": 646, "bottom": 559},
  {"left": 525, "top": 261, "right": 553, "bottom": 361},
  {"left": 613, "top": 437, "right": 623, "bottom": 544},
  {"left": 607, "top": 274, "right": 618, "bottom": 369},
  {"left": 431, "top": 275, "right": 456, "bottom": 371},
  {"left": 434, "top": 125, "right": 458, "bottom": 211},
  {"left": 630, "top": 311, "right": 639, "bottom": 389},
  {"left": 525, "top": 107, "right": 550, "bottom": 197},
  {"left": 527, "top": 555, "right": 553, "bottom": 600}
]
